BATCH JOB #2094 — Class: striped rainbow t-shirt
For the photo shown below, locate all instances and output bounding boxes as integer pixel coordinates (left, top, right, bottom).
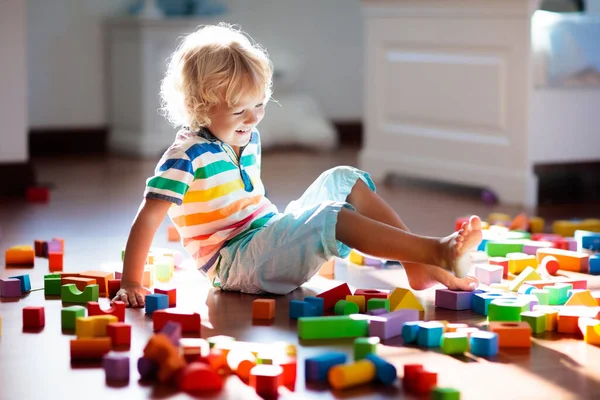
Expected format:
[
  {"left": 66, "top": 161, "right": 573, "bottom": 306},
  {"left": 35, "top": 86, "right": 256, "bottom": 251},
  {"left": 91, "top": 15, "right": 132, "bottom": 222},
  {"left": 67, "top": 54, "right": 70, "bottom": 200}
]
[{"left": 144, "top": 128, "right": 279, "bottom": 273}]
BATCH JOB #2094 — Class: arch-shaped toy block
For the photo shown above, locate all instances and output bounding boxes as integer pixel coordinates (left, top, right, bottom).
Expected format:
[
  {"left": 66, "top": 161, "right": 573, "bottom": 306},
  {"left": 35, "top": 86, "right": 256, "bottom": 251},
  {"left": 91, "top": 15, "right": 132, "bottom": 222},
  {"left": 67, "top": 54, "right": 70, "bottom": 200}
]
[
  {"left": 61, "top": 283, "right": 99, "bottom": 304},
  {"left": 87, "top": 300, "right": 125, "bottom": 322}
]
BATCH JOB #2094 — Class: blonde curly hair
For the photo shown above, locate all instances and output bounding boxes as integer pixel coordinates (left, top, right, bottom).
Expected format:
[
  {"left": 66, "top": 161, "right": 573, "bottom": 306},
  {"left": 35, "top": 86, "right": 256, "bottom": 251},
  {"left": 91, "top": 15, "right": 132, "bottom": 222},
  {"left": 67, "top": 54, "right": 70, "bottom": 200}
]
[{"left": 160, "top": 23, "right": 273, "bottom": 130}]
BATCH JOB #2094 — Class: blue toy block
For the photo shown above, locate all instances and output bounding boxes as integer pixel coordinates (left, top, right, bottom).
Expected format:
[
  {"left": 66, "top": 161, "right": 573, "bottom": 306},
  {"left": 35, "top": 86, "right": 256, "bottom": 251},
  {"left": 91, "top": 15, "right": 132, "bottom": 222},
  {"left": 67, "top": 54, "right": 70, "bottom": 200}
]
[
  {"left": 8, "top": 274, "right": 31, "bottom": 293},
  {"left": 469, "top": 331, "right": 499, "bottom": 357},
  {"left": 304, "top": 296, "right": 324, "bottom": 316},
  {"left": 477, "top": 238, "right": 488, "bottom": 252},
  {"left": 590, "top": 255, "right": 600, "bottom": 276},
  {"left": 416, "top": 322, "right": 444, "bottom": 348},
  {"left": 472, "top": 292, "right": 513, "bottom": 316},
  {"left": 581, "top": 235, "right": 600, "bottom": 252},
  {"left": 365, "top": 354, "right": 397, "bottom": 385},
  {"left": 402, "top": 321, "right": 420, "bottom": 344},
  {"left": 305, "top": 352, "right": 347, "bottom": 382},
  {"left": 289, "top": 300, "right": 319, "bottom": 319},
  {"left": 145, "top": 293, "right": 169, "bottom": 314}
]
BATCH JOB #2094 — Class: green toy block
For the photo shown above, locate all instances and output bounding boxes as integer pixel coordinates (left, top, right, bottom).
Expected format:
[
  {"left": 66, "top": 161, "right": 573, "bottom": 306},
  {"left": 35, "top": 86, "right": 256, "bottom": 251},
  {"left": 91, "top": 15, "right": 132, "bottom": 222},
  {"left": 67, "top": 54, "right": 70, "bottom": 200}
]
[
  {"left": 531, "top": 289, "right": 550, "bottom": 306},
  {"left": 521, "top": 311, "right": 547, "bottom": 334},
  {"left": 155, "top": 257, "right": 174, "bottom": 282},
  {"left": 353, "top": 337, "right": 379, "bottom": 360},
  {"left": 547, "top": 283, "right": 572, "bottom": 305},
  {"left": 485, "top": 241, "right": 524, "bottom": 257},
  {"left": 432, "top": 387, "right": 461, "bottom": 400},
  {"left": 298, "top": 315, "right": 369, "bottom": 340},
  {"left": 44, "top": 273, "right": 62, "bottom": 296},
  {"left": 488, "top": 298, "right": 526, "bottom": 322},
  {"left": 440, "top": 332, "right": 469, "bottom": 355},
  {"left": 61, "top": 283, "right": 99, "bottom": 304},
  {"left": 334, "top": 300, "right": 359, "bottom": 315},
  {"left": 61, "top": 305, "right": 86, "bottom": 330},
  {"left": 366, "top": 298, "right": 390, "bottom": 312}
]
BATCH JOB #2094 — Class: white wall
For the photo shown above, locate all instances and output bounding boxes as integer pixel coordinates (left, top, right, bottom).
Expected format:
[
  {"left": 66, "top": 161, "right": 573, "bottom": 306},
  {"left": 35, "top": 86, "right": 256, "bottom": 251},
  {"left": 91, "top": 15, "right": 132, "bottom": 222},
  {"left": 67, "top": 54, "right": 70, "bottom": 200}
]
[
  {"left": 27, "top": 0, "right": 363, "bottom": 130},
  {"left": 0, "top": 0, "right": 28, "bottom": 163}
]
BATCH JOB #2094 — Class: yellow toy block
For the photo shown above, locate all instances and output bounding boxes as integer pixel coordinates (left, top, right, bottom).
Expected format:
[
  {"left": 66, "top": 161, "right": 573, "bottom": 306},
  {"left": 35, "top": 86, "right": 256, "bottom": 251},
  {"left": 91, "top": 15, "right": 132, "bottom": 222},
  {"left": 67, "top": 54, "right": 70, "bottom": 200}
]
[
  {"left": 346, "top": 295, "right": 366, "bottom": 313},
  {"left": 565, "top": 290, "right": 598, "bottom": 307},
  {"left": 389, "top": 288, "right": 424, "bottom": 312},
  {"left": 76, "top": 315, "right": 118, "bottom": 338},
  {"left": 5, "top": 245, "right": 35, "bottom": 267},
  {"left": 488, "top": 213, "right": 511, "bottom": 226},
  {"left": 348, "top": 249, "right": 364, "bottom": 265},
  {"left": 533, "top": 305, "right": 559, "bottom": 331},
  {"left": 489, "top": 283, "right": 510, "bottom": 292},
  {"left": 578, "top": 318, "right": 600, "bottom": 346},
  {"left": 509, "top": 266, "right": 541, "bottom": 292},
  {"left": 536, "top": 248, "right": 589, "bottom": 272},
  {"left": 529, "top": 217, "right": 545, "bottom": 234},
  {"left": 143, "top": 265, "right": 156, "bottom": 287},
  {"left": 507, "top": 254, "right": 537, "bottom": 274},
  {"left": 553, "top": 219, "right": 600, "bottom": 237}
]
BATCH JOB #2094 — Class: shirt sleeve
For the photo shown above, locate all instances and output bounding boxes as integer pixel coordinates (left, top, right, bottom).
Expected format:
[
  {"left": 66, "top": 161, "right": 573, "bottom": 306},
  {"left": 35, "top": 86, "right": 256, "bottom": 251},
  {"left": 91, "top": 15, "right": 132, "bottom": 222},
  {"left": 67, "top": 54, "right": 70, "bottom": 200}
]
[{"left": 144, "top": 150, "right": 194, "bottom": 206}]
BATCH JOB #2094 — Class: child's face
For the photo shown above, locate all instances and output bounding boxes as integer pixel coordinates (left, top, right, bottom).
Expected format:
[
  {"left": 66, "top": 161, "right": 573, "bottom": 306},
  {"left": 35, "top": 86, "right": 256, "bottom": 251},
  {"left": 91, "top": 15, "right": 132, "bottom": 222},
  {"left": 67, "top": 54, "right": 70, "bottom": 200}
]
[{"left": 208, "top": 92, "right": 265, "bottom": 155}]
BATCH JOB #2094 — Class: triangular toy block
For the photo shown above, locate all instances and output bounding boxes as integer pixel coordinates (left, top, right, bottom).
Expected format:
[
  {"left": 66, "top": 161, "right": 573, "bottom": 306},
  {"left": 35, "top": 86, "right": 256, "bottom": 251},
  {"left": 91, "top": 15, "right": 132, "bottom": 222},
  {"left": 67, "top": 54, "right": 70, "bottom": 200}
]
[
  {"left": 565, "top": 290, "right": 598, "bottom": 307},
  {"left": 390, "top": 288, "right": 424, "bottom": 312},
  {"left": 509, "top": 266, "right": 541, "bottom": 292}
]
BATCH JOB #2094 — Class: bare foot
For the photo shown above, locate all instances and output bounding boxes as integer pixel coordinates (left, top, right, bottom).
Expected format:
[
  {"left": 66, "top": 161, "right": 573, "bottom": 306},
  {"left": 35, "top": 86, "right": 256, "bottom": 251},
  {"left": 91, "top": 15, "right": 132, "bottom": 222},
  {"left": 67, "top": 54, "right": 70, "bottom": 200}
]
[
  {"left": 403, "top": 262, "right": 479, "bottom": 291},
  {"left": 440, "top": 215, "right": 483, "bottom": 278}
]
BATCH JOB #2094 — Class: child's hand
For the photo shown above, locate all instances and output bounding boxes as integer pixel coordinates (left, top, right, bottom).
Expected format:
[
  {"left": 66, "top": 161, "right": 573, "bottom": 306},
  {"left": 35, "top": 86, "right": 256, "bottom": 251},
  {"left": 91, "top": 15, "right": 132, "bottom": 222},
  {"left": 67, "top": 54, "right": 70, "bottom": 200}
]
[{"left": 112, "top": 282, "right": 150, "bottom": 308}]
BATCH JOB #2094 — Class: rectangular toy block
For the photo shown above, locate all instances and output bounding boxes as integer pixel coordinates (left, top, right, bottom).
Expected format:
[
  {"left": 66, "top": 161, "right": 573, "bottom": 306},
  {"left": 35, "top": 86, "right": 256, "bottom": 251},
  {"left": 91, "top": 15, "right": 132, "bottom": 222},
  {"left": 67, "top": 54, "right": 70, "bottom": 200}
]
[
  {"left": 349, "top": 249, "right": 365, "bottom": 265},
  {"left": 565, "top": 290, "right": 598, "bottom": 307},
  {"left": 367, "top": 298, "right": 390, "bottom": 312},
  {"left": 508, "top": 266, "right": 541, "bottom": 292},
  {"left": 440, "top": 332, "right": 469, "bottom": 355},
  {"left": 581, "top": 234, "right": 600, "bottom": 252},
  {"left": 578, "top": 318, "right": 600, "bottom": 345},
  {"left": 334, "top": 300, "right": 359, "bottom": 315},
  {"left": 488, "top": 322, "right": 531, "bottom": 348},
  {"left": 353, "top": 288, "right": 388, "bottom": 303},
  {"left": 547, "top": 283, "right": 572, "bottom": 305},
  {"left": 108, "top": 279, "right": 121, "bottom": 298},
  {"left": 289, "top": 300, "right": 318, "bottom": 319},
  {"left": 143, "top": 265, "right": 155, "bottom": 288},
  {"left": 469, "top": 331, "right": 499, "bottom": 357},
  {"left": 508, "top": 255, "right": 537, "bottom": 275},
  {"left": 402, "top": 321, "right": 420, "bottom": 344},
  {"left": 485, "top": 241, "right": 525, "bottom": 257},
  {"left": 346, "top": 295, "right": 366, "bottom": 313},
  {"left": 590, "top": 255, "right": 600, "bottom": 276},
  {"left": 23, "top": 306, "right": 45, "bottom": 329},
  {"left": 529, "top": 217, "right": 545, "bottom": 233},
  {"left": 249, "top": 364, "right": 283, "bottom": 397},
  {"left": 592, "top": 291, "right": 600, "bottom": 306},
  {"left": 416, "top": 321, "right": 444, "bottom": 348},
  {"left": 434, "top": 289, "right": 474, "bottom": 310},
  {"left": 472, "top": 292, "right": 515, "bottom": 316},
  {"left": 303, "top": 296, "right": 324, "bottom": 316},
  {"left": 532, "top": 305, "right": 559, "bottom": 331},
  {"left": 521, "top": 240, "right": 553, "bottom": 256},
  {"left": 160, "top": 321, "right": 182, "bottom": 346},
  {"left": 43, "top": 274, "right": 62, "bottom": 296},
  {"left": 0, "top": 278, "right": 23, "bottom": 298},
  {"left": 489, "top": 257, "right": 509, "bottom": 278},
  {"left": 252, "top": 299, "right": 275, "bottom": 320},
  {"left": 34, "top": 240, "right": 46, "bottom": 257},
  {"left": 167, "top": 225, "right": 180, "bottom": 242},
  {"left": 353, "top": 337, "right": 379, "bottom": 360},
  {"left": 536, "top": 248, "right": 589, "bottom": 272},
  {"left": 145, "top": 293, "right": 169, "bottom": 314},
  {"left": 316, "top": 283, "right": 352, "bottom": 310},
  {"left": 61, "top": 305, "right": 86, "bottom": 330},
  {"left": 26, "top": 186, "right": 50, "bottom": 202},
  {"left": 70, "top": 337, "right": 111, "bottom": 360},
  {"left": 62, "top": 277, "right": 96, "bottom": 292},
  {"left": 59, "top": 272, "right": 81, "bottom": 283},
  {"left": 103, "top": 354, "right": 129, "bottom": 382},
  {"left": 520, "top": 311, "right": 546, "bottom": 334},
  {"left": 78, "top": 270, "right": 114, "bottom": 296},
  {"left": 8, "top": 274, "right": 31, "bottom": 292},
  {"left": 368, "top": 308, "right": 420, "bottom": 340},
  {"left": 297, "top": 315, "right": 369, "bottom": 340},
  {"left": 557, "top": 306, "right": 600, "bottom": 334},
  {"left": 152, "top": 308, "right": 201, "bottom": 333},
  {"left": 48, "top": 251, "right": 63, "bottom": 272},
  {"left": 489, "top": 283, "right": 510, "bottom": 292},
  {"left": 566, "top": 237, "right": 578, "bottom": 251},
  {"left": 524, "top": 279, "right": 587, "bottom": 291},
  {"left": 76, "top": 315, "right": 118, "bottom": 338},
  {"left": 154, "top": 287, "right": 176, "bottom": 307},
  {"left": 402, "top": 363, "right": 425, "bottom": 393},
  {"left": 155, "top": 256, "right": 174, "bottom": 282},
  {"left": 475, "top": 264, "right": 503, "bottom": 285},
  {"left": 46, "top": 239, "right": 62, "bottom": 254},
  {"left": 87, "top": 300, "right": 125, "bottom": 322},
  {"left": 6, "top": 245, "right": 35, "bottom": 266},
  {"left": 61, "top": 283, "right": 99, "bottom": 304},
  {"left": 488, "top": 298, "right": 528, "bottom": 322}
]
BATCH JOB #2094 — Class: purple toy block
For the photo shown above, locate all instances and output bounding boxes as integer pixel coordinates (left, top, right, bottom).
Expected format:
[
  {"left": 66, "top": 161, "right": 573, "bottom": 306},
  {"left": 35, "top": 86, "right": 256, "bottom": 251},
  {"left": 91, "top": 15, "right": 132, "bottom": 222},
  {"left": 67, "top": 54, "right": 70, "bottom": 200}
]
[
  {"left": 366, "top": 308, "right": 388, "bottom": 316},
  {"left": 368, "top": 308, "right": 419, "bottom": 340},
  {"left": 160, "top": 321, "right": 182, "bottom": 346},
  {"left": 521, "top": 241, "right": 552, "bottom": 256},
  {"left": 0, "top": 278, "right": 22, "bottom": 297},
  {"left": 566, "top": 237, "right": 578, "bottom": 252},
  {"left": 115, "top": 271, "right": 122, "bottom": 279},
  {"left": 103, "top": 353, "right": 130, "bottom": 381},
  {"left": 363, "top": 256, "right": 383, "bottom": 267},
  {"left": 137, "top": 356, "right": 158, "bottom": 380},
  {"left": 435, "top": 289, "right": 475, "bottom": 310},
  {"left": 474, "top": 264, "right": 503, "bottom": 285},
  {"left": 47, "top": 240, "right": 62, "bottom": 253}
]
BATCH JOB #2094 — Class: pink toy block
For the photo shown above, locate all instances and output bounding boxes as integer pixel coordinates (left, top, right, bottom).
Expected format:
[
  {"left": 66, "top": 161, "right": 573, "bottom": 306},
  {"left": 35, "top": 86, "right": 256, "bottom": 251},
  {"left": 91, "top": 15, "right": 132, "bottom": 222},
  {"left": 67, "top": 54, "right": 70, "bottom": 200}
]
[
  {"left": 369, "top": 308, "right": 419, "bottom": 340},
  {"left": 87, "top": 301, "right": 125, "bottom": 322},
  {"left": 317, "top": 283, "right": 352, "bottom": 310},
  {"left": 434, "top": 289, "right": 477, "bottom": 310},
  {"left": 23, "top": 306, "right": 45, "bottom": 329},
  {"left": 107, "top": 322, "right": 131, "bottom": 347},
  {"left": 489, "top": 257, "right": 509, "bottom": 278},
  {"left": 0, "top": 278, "right": 22, "bottom": 297},
  {"left": 103, "top": 353, "right": 130, "bottom": 381},
  {"left": 155, "top": 288, "right": 177, "bottom": 307},
  {"left": 474, "top": 264, "right": 503, "bottom": 285},
  {"left": 521, "top": 240, "right": 553, "bottom": 256}
]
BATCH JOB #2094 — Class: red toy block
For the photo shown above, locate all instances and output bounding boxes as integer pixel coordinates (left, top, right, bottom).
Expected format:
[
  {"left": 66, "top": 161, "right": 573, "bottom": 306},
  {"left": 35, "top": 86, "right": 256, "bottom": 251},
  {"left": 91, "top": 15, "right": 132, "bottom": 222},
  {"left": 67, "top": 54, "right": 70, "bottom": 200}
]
[
  {"left": 178, "top": 362, "right": 223, "bottom": 392},
  {"left": 108, "top": 279, "right": 121, "bottom": 298},
  {"left": 152, "top": 308, "right": 201, "bottom": 333},
  {"left": 354, "top": 288, "right": 389, "bottom": 304},
  {"left": 107, "top": 322, "right": 131, "bottom": 347},
  {"left": 249, "top": 365, "right": 283, "bottom": 398},
  {"left": 277, "top": 356, "right": 297, "bottom": 389},
  {"left": 154, "top": 287, "right": 176, "bottom": 307},
  {"left": 252, "top": 299, "right": 275, "bottom": 319},
  {"left": 34, "top": 240, "right": 46, "bottom": 257},
  {"left": 403, "top": 364, "right": 424, "bottom": 393},
  {"left": 489, "top": 257, "right": 509, "bottom": 278},
  {"left": 317, "top": 283, "right": 353, "bottom": 310},
  {"left": 48, "top": 251, "right": 63, "bottom": 272},
  {"left": 70, "top": 337, "right": 111, "bottom": 360},
  {"left": 26, "top": 186, "right": 50, "bottom": 203},
  {"left": 87, "top": 300, "right": 125, "bottom": 322},
  {"left": 23, "top": 306, "right": 45, "bottom": 329},
  {"left": 413, "top": 370, "right": 438, "bottom": 394}
]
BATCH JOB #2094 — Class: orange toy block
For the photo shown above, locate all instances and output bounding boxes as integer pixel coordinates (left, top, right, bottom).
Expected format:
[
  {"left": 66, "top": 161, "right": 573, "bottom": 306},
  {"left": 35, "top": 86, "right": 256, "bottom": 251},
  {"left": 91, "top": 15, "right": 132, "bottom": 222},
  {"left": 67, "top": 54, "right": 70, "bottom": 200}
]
[
  {"left": 446, "top": 323, "right": 469, "bottom": 332},
  {"left": 488, "top": 322, "right": 532, "bottom": 347},
  {"left": 592, "top": 291, "right": 600, "bottom": 306},
  {"left": 5, "top": 246, "right": 34, "bottom": 267},
  {"left": 108, "top": 279, "right": 121, "bottom": 298},
  {"left": 144, "top": 333, "right": 186, "bottom": 382},
  {"left": 154, "top": 288, "right": 176, "bottom": 307},
  {"left": 107, "top": 322, "right": 131, "bottom": 347},
  {"left": 178, "top": 362, "right": 224, "bottom": 392},
  {"left": 557, "top": 307, "right": 600, "bottom": 334},
  {"left": 70, "top": 337, "right": 111, "bottom": 360},
  {"left": 143, "top": 265, "right": 155, "bottom": 288},
  {"left": 152, "top": 308, "right": 201, "bottom": 333},
  {"left": 167, "top": 225, "right": 181, "bottom": 242},
  {"left": 87, "top": 300, "right": 125, "bottom": 322},
  {"left": 78, "top": 270, "right": 114, "bottom": 296},
  {"left": 565, "top": 290, "right": 598, "bottom": 307},
  {"left": 536, "top": 248, "right": 590, "bottom": 272},
  {"left": 578, "top": 318, "right": 600, "bottom": 345},
  {"left": 318, "top": 259, "right": 335, "bottom": 278},
  {"left": 252, "top": 299, "right": 275, "bottom": 320},
  {"left": 59, "top": 272, "right": 81, "bottom": 282},
  {"left": 63, "top": 277, "right": 96, "bottom": 292},
  {"left": 525, "top": 279, "right": 587, "bottom": 291},
  {"left": 48, "top": 251, "right": 63, "bottom": 272}
]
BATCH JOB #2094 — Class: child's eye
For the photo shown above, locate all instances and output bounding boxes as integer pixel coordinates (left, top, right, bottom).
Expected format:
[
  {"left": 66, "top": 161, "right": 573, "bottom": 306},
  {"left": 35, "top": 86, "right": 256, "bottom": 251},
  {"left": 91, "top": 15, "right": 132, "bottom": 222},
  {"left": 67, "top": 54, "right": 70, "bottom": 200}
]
[
  {"left": 233, "top": 110, "right": 244, "bottom": 115},
  {"left": 255, "top": 103, "right": 264, "bottom": 108}
]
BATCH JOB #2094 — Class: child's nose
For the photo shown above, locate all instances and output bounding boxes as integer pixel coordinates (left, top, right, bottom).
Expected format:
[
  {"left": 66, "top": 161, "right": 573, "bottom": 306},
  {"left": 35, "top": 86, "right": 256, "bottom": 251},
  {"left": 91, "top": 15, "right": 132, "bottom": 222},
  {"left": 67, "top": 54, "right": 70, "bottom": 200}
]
[{"left": 245, "top": 109, "right": 259, "bottom": 125}]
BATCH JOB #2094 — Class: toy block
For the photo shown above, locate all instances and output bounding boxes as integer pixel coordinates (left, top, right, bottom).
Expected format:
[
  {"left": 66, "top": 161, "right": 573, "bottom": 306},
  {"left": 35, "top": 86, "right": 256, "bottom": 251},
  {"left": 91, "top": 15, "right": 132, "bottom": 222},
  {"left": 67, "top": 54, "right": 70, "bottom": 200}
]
[
  {"left": 256, "top": 350, "right": 274, "bottom": 365},
  {"left": 578, "top": 318, "right": 600, "bottom": 345},
  {"left": 304, "top": 296, "right": 324, "bottom": 316},
  {"left": 43, "top": 274, "right": 61, "bottom": 296},
  {"left": 536, "top": 248, "right": 589, "bottom": 272},
  {"left": 152, "top": 308, "right": 201, "bottom": 333},
  {"left": 474, "top": 264, "right": 503, "bottom": 285},
  {"left": 402, "top": 363, "right": 424, "bottom": 393},
  {"left": 346, "top": 295, "right": 366, "bottom": 313},
  {"left": 318, "top": 259, "right": 335, "bottom": 278},
  {"left": 489, "top": 283, "right": 510, "bottom": 292},
  {"left": 389, "top": 287, "right": 423, "bottom": 312},
  {"left": 520, "top": 311, "right": 547, "bottom": 334},
  {"left": 364, "top": 255, "right": 384, "bottom": 266},
  {"left": 440, "top": 332, "right": 469, "bottom": 354},
  {"left": 297, "top": 315, "right": 369, "bottom": 340},
  {"left": 581, "top": 235, "right": 600, "bottom": 252},
  {"left": 353, "top": 337, "right": 379, "bottom": 360},
  {"left": 207, "top": 335, "right": 236, "bottom": 349},
  {"left": 180, "top": 338, "right": 209, "bottom": 361},
  {"left": 5, "top": 245, "right": 34, "bottom": 266},
  {"left": 252, "top": 299, "right": 275, "bottom": 319},
  {"left": 489, "top": 257, "right": 509, "bottom": 278},
  {"left": 455, "top": 327, "right": 480, "bottom": 337},
  {"left": 156, "top": 321, "right": 181, "bottom": 349},
  {"left": 364, "top": 354, "right": 396, "bottom": 385},
  {"left": 472, "top": 292, "right": 515, "bottom": 316},
  {"left": 367, "top": 308, "right": 388, "bottom": 316},
  {"left": 226, "top": 348, "right": 256, "bottom": 379},
  {"left": 488, "top": 322, "right": 531, "bottom": 347},
  {"left": 521, "top": 294, "right": 539, "bottom": 311},
  {"left": 108, "top": 279, "right": 121, "bottom": 298},
  {"left": 87, "top": 300, "right": 125, "bottom": 322},
  {"left": 469, "top": 331, "right": 499, "bottom": 357},
  {"left": 316, "top": 283, "right": 352, "bottom": 310},
  {"left": 334, "top": 299, "right": 359, "bottom": 315},
  {"left": 590, "top": 255, "right": 600, "bottom": 275},
  {"left": 565, "top": 290, "right": 598, "bottom": 307},
  {"left": 143, "top": 265, "right": 156, "bottom": 288},
  {"left": 34, "top": 240, "right": 46, "bottom": 257},
  {"left": 328, "top": 359, "right": 376, "bottom": 390},
  {"left": 557, "top": 306, "right": 600, "bottom": 334},
  {"left": 528, "top": 217, "right": 545, "bottom": 233},
  {"left": 432, "top": 387, "right": 461, "bottom": 400},
  {"left": 547, "top": 283, "right": 572, "bottom": 305},
  {"left": 517, "top": 284, "right": 535, "bottom": 295},
  {"left": 349, "top": 249, "right": 365, "bottom": 265},
  {"left": 532, "top": 305, "right": 559, "bottom": 331},
  {"left": 566, "top": 237, "right": 578, "bottom": 251},
  {"left": 0, "top": 278, "right": 23, "bottom": 297},
  {"left": 507, "top": 254, "right": 537, "bottom": 275},
  {"left": 446, "top": 323, "right": 468, "bottom": 332},
  {"left": 155, "top": 256, "right": 174, "bottom": 283},
  {"left": 48, "top": 251, "right": 63, "bottom": 272},
  {"left": 509, "top": 266, "right": 541, "bottom": 292},
  {"left": 138, "top": 356, "right": 159, "bottom": 380},
  {"left": 367, "top": 298, "right": 390, "bottom": 312},
  {"left": 411, "top": 369, "right": 438, "bottom": 395},
  {"left": 353, "top": 288, "right": 388, "bottom": 303},
  {"left": 102, "top": 353, "right": 129, "bottom": 381},
  {"left": 558, "top": 278, "right": 586, "bottom": 290},
  {"left": 61, "top": 283, "right": 99, "bottom": 303},
  {"left": 416, "top": 321, "right": 444, "bottom": 348},
  {"left": 23, "top": 306, "right": 45, "bottom": 329},
  {"left": 402, "top": 321, "right": 420, "bottom": 344},
  {"left": 76, "top": 315, "right": 118, "bottom": 338},
  {"left": 178, "top": 362, "right": 224, "bottom": 392},
  {"left": 538, "top": 256, "right": 560, "bottom": 276},
  {"left": 62, "top": 277, "right": 96, "bottom": 292},
  {"left": 61, "top": 305, "right": 86, "bottom": 330},
  {"left": 144, "top": 333, "right": 186, "bottom": 382},
  {"left": 276, "top": 356, "right": 297, "bottom": 388},
  {"left": 592, "top": 291, "right": 600, "bottom": 306},
  {"left": 145, "top": 293, "right": 169, "bottom": 314},
  {"left": 249, "top": 365, "right": 283, "bottom": 397},
  {"left": 107, "top": 322, "right": 131, "bottom": 347},
  {"left": 154, "top": 287, "right": 176, "bottom": 307},
  {"left": 485, "top": 241, "right": 525, "bottom": 257},
  {"left": 167, "top": 225, "right": 180, "bottom": 242},
  {"left": 289, "top": 300, "right": 319, "bottom": 319},
  {"left": 8, "top": 274, "right": 31, "bottom": 293},
  {"left": 488, "top": 298, "right": 528, "bottom": 322},
  {"left": 59, "top": 272, "right": 81, "bottom": 283},
  {"left": 435, "top": 289, "right": 474, "bottom": 310},
  {"left": 46, "top": 239, "right": 62, "bottom": 254},
  {"left": 369, "top": 308, "right": 420, "bottom": 340},
  {"left": 78, "top": 270, "right": 114, "bottom": 296},
  {"left": 70, "top": 337, "right": 111, "bottom": 360},
  {"left": 522, "top": 240, "right": 553, "bottom": 256}
]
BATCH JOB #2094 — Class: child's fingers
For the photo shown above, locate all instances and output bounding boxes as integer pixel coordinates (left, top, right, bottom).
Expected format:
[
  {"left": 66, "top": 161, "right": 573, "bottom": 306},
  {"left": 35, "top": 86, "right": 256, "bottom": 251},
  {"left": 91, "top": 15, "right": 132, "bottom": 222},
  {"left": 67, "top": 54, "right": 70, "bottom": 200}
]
[
  {"left": 128, "top": 292, "right": 139, "bottom": 308},
  {"left": 135, "top": 292, "right": 146, "bottom": 307}
]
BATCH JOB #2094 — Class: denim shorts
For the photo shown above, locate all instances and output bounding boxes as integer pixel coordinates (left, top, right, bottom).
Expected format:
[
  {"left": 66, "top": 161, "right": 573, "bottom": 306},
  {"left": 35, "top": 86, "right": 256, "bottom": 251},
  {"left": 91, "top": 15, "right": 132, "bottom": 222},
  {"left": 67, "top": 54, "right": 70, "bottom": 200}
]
[{"left": 215, "top": 166, "right": 376, "bottom": 294}]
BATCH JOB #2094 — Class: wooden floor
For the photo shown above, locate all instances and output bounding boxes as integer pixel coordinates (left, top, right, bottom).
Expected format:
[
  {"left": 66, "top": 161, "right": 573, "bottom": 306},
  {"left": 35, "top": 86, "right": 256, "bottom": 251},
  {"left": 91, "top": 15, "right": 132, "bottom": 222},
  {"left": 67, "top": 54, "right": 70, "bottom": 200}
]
[{"left": 1, "top": 147, "right": 600, "bottom": 399}]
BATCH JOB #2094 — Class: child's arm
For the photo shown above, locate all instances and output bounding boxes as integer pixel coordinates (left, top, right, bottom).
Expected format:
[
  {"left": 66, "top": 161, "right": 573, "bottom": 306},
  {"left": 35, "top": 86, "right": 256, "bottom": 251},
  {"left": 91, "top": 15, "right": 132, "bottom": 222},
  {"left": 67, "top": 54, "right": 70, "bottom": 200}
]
[{"left": 113, "top": 198, "right": 172, "bottom": 308}]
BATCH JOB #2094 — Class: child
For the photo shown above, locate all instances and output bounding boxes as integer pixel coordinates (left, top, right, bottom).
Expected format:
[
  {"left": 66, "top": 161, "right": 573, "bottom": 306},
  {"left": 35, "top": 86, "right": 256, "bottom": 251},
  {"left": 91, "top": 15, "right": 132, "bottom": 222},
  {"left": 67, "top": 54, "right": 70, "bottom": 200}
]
[{"left": 113, "top": 23, "right": 482, "bottom": 308}]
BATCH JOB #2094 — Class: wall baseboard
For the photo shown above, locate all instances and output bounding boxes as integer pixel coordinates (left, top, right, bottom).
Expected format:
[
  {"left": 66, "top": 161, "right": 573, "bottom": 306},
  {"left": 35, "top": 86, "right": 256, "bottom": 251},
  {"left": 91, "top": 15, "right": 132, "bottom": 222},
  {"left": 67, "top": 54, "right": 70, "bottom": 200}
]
[
  {"left": 29, "top": 126, "right": 108, "bottom": 157},
  {"left": 0, "top": 162, "right": 36, "bottom": 196}
]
